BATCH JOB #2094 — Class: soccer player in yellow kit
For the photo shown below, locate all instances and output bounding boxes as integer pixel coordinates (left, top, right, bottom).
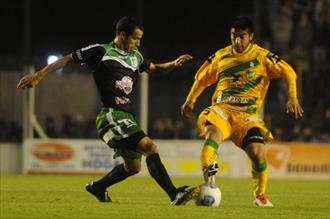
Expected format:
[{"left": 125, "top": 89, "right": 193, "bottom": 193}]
[{"left": 179, "top": 16, "right": 304, "bottom": 207}]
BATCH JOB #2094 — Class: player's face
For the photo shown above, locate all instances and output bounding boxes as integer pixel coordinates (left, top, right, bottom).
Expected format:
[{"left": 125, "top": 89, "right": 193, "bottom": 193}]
[
  {"left": 230, "top": 28, "right": 254, "bottom": 53},
  {"left": 124, "top": 28, "right": 143, "bottom": 52}
]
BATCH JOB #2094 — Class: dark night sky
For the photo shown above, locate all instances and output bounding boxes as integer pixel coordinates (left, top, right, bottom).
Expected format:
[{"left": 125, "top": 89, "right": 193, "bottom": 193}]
[{"left": 1, "top": 0, "right": 253, "bottom": 62}]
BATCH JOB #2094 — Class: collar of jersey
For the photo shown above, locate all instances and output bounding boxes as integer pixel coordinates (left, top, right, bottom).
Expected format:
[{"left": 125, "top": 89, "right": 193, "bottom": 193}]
[{"left": 110, "top": 41, "right": 130, "bottom": 56}]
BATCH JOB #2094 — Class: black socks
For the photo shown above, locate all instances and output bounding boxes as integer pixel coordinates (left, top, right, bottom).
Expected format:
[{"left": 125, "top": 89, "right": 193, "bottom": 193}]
[
  {"left": 94, "top": 163, "right": 131, "bottom": 190},
  {"left": 146, "top": 153, "right": 177, "bottom": 201},
  {"left": 93, "top": 153, "right": 178, "bottom": 201}
]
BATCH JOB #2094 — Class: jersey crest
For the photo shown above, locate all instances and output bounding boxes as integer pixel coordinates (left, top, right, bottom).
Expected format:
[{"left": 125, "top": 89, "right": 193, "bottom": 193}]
[{"left": 130, "top": 57, "right": 138, "bottom": 69}]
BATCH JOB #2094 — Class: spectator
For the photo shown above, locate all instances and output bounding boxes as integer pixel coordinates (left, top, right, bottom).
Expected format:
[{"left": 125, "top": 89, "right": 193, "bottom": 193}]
[
  {"left": 6, "top": 121, "right": 22, "bottom": 142},
  {"left": 60, "top": 114, "right": 76, "bottom": 138},
  {"left": 291, "top": 11, "right": 314, "bottom": 79},
  {"left": 270, "top": 0, "right": 294, "bottom": 56},
  {"left": 45, "top": 116, "right": 58, "bottom": 138}
]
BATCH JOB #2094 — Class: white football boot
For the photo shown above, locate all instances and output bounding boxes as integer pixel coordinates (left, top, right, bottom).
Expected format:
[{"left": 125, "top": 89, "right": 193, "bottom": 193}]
[{"left": 254, "top": 194, "right": 274, "bottom": 207}]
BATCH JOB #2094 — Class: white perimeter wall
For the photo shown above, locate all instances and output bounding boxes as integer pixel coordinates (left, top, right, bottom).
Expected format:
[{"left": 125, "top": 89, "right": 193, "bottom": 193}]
[{"left": 1, "top": 140, "right": 329, "bottom": 179}]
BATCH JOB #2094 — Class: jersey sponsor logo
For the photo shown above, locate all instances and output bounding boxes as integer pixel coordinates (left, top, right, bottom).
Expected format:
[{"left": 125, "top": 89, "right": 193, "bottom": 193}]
[
  {"left": 115, "top": 76, "right": 133, "bottom": 94},
  {"left": 266, "top": 52, "right": 280, "bottom": 64},
  {"left": 115, "top": 96, "right": 131, "bottom": 105},
  {"left": 216, "top": 94, "right": 252, "bottom": 105}
]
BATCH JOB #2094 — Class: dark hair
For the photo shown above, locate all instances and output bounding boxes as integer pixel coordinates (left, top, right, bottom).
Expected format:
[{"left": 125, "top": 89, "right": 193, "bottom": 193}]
[
  {"left": 230, "top": 15, "right": 254, "bottom": 33},
  {"left": 116, "top": 16, "right": 143, "bottom": 36}
]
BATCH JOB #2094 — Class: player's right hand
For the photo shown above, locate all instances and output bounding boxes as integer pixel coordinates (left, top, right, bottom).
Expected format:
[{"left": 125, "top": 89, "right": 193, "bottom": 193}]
[
  {"left": 17, "top": 73, "right": 41, "bottom": 89},
  {"left": 173, "top": 54, "right": 193, "bottom": 67},
  {"left": 180, "top": 101, "right": 194, "bottom": 118}
]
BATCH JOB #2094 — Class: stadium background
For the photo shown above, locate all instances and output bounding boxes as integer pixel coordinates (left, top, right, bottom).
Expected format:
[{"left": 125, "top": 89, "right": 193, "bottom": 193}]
[
  {"left": 0, "top": 0, "right": 329, "bottom": 174},
  {"left": 1, "top": 0, "right": 330, "bottom": 143},
  {"left": 0, "top": 1, "right": 329, "bottom": 218}
]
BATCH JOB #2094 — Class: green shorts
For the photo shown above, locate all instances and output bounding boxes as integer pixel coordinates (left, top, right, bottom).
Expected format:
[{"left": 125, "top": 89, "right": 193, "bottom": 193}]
[{"left": 96, "top": 108, "right": 146, "bottom": 160}]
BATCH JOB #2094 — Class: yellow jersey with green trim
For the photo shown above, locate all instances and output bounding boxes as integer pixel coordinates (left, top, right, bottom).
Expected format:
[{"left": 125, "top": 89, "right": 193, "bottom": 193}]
[{"left": 194, "top": 43, "right": 297, "bottom": 114}]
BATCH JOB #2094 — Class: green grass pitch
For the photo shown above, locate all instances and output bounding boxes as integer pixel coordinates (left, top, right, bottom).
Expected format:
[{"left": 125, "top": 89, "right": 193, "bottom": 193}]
[{"left": 1, "top": 175, "right": 329, "bottom": 219}]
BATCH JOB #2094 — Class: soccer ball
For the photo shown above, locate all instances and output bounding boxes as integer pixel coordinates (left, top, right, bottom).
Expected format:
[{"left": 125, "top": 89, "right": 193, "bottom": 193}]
[{"left": 195, "top": 183, "right": 222, "bottom": 207}]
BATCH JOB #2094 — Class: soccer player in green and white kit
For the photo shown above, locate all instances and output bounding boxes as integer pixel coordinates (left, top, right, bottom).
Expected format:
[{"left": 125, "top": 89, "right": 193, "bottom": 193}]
[{"left": 17, "top": 16, "right": 193, "bottom": 205}]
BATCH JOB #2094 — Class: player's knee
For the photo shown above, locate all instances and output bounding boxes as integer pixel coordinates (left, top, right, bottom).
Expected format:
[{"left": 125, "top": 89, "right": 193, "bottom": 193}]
[
  {"left": 205, "top": 123, "right": 223, "bottom": 143},
  {"left": 126, "top": 166, "right": 141, "bottom": 175},
  {"left": 137, "top": 137, "right": 158, "bottom": 156},
  {"left": 124, "top": 163, "right": 141, "bottom": 175},
  {"left": 243, "top": 128, "right": 266, "bottom": 163},
  {"left": 242, "top": 128, "right": 265, "bottom": 148}
]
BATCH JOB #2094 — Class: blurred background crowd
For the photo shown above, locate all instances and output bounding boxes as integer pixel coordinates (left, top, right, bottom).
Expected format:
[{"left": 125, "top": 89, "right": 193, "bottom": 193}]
[{"left": 1, "top": 0, "right": 329, "bottom": 143}]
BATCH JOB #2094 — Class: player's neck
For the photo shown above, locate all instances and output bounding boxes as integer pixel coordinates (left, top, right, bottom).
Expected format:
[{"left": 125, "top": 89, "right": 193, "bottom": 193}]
[
  {"left": 233, "top": 43, "right": 253, "bottom": 54},
  {"left": 113, "top": 38, "right": 127, "bottom": 52}
]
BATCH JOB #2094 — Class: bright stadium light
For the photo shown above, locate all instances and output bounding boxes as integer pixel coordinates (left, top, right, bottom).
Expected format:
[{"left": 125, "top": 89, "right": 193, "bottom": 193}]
[
  {"left": 47, "top": 55, "right": 59, "bottom": 65},
  {"left": 46, "top": 53, "right": 63, "bottom": 74},
  {"left": 47, "top": 53, "right": 62, "bottom": 65}
]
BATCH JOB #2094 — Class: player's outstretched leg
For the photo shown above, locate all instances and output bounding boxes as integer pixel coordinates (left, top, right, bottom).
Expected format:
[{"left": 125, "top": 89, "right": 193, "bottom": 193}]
[
  {"left": 203, "top": 162, "right": 219, "bottom": 184},
  {"left": 173, "top": 139, "right": 220, "bottom": 206},
  {"left": 171, "top": 186, "right": 201, "bottom": 206},
  {"left": 201, "top": 139, "right": 219, "bottom": 183},
  {"left": 252, "top": 162, "right": 273, "bottom": 207},
  {"left": 146, "top": 153, "right": 194, "bottom": 204},
  {"left": 85, "top": 163, "right": 135, "bottom": 202}
]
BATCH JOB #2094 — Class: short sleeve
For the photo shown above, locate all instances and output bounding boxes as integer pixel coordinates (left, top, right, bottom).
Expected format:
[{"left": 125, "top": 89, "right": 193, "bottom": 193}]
[
  {"left": 139, "top": 58, "right": 151, "bottom": 73},
  {"left": 72, "top": 44, "right": 106, "bottom": 70}
]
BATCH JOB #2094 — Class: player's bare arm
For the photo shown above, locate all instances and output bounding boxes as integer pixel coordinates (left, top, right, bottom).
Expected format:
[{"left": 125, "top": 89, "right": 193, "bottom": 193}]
[
  {"left": 17, "top": 54, "right": 73, "bottom": 89},
  {"left": 146, "top": 54, "right": 193, "bottom": 73}
]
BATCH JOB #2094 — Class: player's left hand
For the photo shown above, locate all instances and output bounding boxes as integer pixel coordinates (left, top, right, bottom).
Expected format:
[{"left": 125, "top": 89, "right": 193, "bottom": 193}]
[
  {"left": 172, "top": 54, "right": 193, "bottom": 67},
  {"left": 286, "top": 97, "right": 304, "bottom": 119}
]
